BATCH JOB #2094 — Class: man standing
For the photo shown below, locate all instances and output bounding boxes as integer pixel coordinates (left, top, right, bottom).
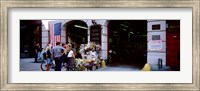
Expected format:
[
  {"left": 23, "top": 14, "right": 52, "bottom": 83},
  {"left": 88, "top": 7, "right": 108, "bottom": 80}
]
[
  {"left": 34, "top": 43, "right": 41, "bottom": 63},
  {"left": 52, "top": 42, "right": 65, "bottom": 71},
  {"left": 61, "top": 43, "right": 66, "bottom": 67}
]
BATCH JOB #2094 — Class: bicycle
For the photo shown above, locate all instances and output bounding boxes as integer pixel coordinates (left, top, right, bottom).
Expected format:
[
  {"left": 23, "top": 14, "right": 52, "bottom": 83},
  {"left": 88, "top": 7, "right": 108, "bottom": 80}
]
[{"left": 40, "top": 59, "right": 55, "bottom": 71}]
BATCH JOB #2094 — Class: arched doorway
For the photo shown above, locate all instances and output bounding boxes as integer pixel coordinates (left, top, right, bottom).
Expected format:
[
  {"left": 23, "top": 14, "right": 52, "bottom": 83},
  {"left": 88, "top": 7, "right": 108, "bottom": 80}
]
[
  {"left": 107, "top": 20, "right": 147, "bottom": 67},
  {"left": 64, "top": 20, "right": 88, "bottom": 52}
]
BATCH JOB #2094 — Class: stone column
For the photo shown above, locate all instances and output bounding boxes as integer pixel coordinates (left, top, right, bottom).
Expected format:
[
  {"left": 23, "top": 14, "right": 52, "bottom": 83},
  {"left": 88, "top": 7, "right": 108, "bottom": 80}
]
[
  {"left": 61, "top": 20, "right": 67, "bottom": 44},
  {"left": 85, "top": 20, "right": 108, "bottom": 60},
  {"left": 84, "top": 20, "right": 92, "bottom": 43},
  {"left": 41, "top": 24, "right": 49, "bottom": 49},
  {"left": 147, "top": 20, "right": 167, "bottom": 67},
  {"left": 96, "top": 20, "right": 108, "bottom": 60},
  {"left": 100, "top": 21, "right": 108, "bottom": 60}
]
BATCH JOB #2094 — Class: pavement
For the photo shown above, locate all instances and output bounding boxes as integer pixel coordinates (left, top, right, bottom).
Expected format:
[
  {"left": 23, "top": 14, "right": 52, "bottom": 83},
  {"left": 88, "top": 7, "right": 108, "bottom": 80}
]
[
  {"left": 150, "top": 64, "right": 171, "bottom": 71},
  {"left": 96, "top": 65, "right": 141, "bottom": 71},
  {"left": 20, "top": 58, "right": 42, "bottom": 71},
  {"left": 20, "top": 58, "right": 171, "bottom": 71},
  {"left": 20, "top": 58, "right": 143, "bottom": 71},
  {"left": 20, "top": 58, "right": 67, "bottom": 71}
]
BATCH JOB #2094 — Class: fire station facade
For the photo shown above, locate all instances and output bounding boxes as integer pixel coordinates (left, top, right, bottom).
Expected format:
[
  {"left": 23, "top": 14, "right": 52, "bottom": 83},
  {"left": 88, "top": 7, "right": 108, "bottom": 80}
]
[{"left": 39, "top": 20, "right": 180, "bottom": 70}]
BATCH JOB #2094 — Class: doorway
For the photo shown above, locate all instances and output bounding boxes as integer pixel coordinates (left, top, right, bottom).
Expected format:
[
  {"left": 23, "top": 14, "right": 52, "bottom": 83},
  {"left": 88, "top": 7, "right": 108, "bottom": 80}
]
[
  {"left": 65, "top": 20, "right": 88, "bottom": 52},
  {"left": 20, "top": 20, "right": 42, "bottom": 58},
  {"left": 107, "top": 20, "right": 147, "bottom": 66}
]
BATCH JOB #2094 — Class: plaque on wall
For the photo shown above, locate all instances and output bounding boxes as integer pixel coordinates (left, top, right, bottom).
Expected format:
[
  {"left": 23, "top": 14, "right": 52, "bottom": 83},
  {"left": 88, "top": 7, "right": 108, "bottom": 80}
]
[
  {"left": 152, "top": 35, "right": 160, "bottom": 40},
  {"left": 90, "top": 25, "right": 101, "bottom": 44},
  {"left": 152, "top": 24, "right": 161, "bottom": 30},
  {"left": 148, "top": 40, "right": 163, "bottom": 51}
]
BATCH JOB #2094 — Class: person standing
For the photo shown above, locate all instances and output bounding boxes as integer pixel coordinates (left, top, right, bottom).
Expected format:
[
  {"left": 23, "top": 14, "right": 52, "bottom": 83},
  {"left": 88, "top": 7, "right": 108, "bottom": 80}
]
[
  {"left": 37, "top": 43, "right": 42, "bottom": 60},
  {"left": 61, "top": 43, "right": 66, "bottom": 67},
  {"left": 34, "top": 43, "right": 41, "bottom": 63},
  {"left": 52, "top": 42, "right": 65, "bottom": 71},
  {"left": 66, "top": 44, "right": 75, "bottom": 71},
  {"left": 45, "top": 46, "right": 52, "bottom": 71}
]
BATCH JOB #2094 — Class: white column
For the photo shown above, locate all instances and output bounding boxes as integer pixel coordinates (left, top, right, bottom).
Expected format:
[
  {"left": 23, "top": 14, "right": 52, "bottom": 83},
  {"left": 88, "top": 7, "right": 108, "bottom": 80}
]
[
  {"left": 85, "top": 20, "right": 93, "bottom": 43},
  {"left": 147, "top": 20, "right": 167, "bottom": 66},
  {"left": 61, "top": 21, "right": 66, "bottom": 44},
  {"left": 85, "top": 20, "right": 108, "bottom": 60},
  {"left": 101, "top": 24, "right": 108, "bottom": 59},
  {"left": 97, "top": 20, "right": 108, "bottom": 60},
  {"left": 61, "top": 20, "right": 72, "bottom": 44},
  {"left": 41, "top": 24, "right": 48, "bottom": 49}
]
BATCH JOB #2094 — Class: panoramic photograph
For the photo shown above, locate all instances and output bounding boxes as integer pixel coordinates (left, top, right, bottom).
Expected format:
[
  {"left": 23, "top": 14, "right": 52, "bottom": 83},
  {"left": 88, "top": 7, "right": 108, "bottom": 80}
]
[{"left": 20, "top": 20, "right": 180, "bottom": 71}]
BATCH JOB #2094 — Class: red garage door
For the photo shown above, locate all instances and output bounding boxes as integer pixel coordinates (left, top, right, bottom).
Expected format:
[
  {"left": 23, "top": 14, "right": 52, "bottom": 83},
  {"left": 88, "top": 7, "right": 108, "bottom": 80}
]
[{"left": 166, "top": 20, "right": 180, "bottom": 71}]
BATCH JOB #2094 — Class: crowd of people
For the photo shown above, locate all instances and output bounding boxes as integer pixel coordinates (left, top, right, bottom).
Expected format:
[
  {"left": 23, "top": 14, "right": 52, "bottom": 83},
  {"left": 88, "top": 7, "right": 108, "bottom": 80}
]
[
  {"left": 34, "top": 41, "right": 102, "bottom": 71},
  {"left": 34, "top": 42, "right": 76, "bottom": 71}
]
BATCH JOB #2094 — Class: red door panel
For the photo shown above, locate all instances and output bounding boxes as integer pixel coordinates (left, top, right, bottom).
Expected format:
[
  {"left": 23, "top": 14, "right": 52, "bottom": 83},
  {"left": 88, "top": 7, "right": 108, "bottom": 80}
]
[{"left": 166, "top": 32, "right": 180, "bottom": 70}]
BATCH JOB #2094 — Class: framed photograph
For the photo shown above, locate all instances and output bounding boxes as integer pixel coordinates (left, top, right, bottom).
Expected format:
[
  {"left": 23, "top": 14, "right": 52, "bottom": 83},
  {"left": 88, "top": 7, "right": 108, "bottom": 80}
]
[{"left": 1, "top": 0, "right": 199, "bottom": 90}]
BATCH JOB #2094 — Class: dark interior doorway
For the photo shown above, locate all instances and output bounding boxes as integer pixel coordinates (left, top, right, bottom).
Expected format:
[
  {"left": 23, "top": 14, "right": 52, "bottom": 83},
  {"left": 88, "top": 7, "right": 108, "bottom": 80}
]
[
  {"left": 108, "top": 20, "right": 147, "bottom": 67},
  {"left": 20, "top": 20, "right": 42, "bottom": 58},
  {"left": 65, "top": 20, "right": 88, "bottom": 52}
]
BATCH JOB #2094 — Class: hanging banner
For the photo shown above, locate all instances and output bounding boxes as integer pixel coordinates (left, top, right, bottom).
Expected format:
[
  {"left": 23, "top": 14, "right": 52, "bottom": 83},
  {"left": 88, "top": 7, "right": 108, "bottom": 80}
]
[{"left": 148, "top": 40, "right": 163, "bottom": 51}]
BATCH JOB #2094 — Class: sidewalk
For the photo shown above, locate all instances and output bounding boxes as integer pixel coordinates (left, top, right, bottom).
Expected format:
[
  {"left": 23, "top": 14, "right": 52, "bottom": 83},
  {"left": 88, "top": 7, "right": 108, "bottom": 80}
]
[
  {"left": 20, "top": 58, "right": 172, "bottom": 71},
  {"left": 96, "top": 65, "right": 141, "bottom": 71},
  {"left": 20, "top": 58, "right": 67, "bottom": 71},
  {"left": 150, "top": 64, "right": 171, "bottom": 71}
]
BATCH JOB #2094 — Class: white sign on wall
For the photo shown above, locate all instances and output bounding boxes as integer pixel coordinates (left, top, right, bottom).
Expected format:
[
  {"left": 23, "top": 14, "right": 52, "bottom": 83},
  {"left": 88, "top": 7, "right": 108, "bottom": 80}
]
[{"left": 148, "top": 40, "right": 163, "bottom": 51}]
